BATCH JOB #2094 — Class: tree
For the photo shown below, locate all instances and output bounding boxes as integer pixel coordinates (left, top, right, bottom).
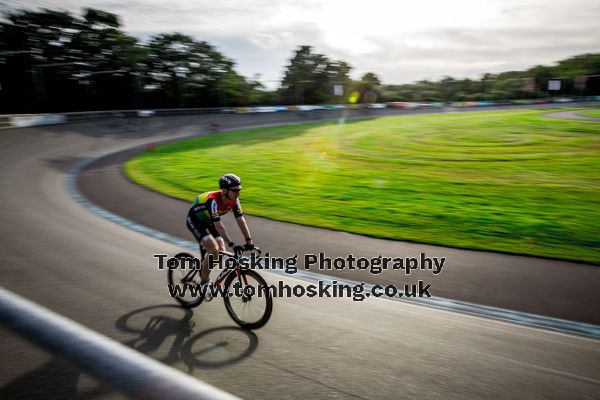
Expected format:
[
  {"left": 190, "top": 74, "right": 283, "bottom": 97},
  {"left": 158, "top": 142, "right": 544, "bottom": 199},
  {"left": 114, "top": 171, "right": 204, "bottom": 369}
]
[
  {"left": 361, "top": 72, "right": 381, "bottom": 86},
  {"left": 143, "top": 33, "right": 259, "bottom": 108},
  {"left": 355, "top": 72, "right": 382, "bottom": 103},
  {"left": 0, "top": 8, "right": 259, "bottom": 111},
  {"left": 0, "top": 8, "right": 143, "bottom": 112},
  {"left": 0, "top": 9, "right": 76, "bottom": 112},
  {"left": 69, "top": 9, "right": 146, "bottom": 110},
  {"left": 280, "top": 46, "right": 352, "bottom": 104}
]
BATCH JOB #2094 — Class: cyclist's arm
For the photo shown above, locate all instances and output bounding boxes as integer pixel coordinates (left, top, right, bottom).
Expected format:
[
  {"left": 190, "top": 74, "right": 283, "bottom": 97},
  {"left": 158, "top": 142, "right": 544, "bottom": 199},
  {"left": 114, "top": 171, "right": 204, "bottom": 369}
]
[
  {"left": 232, "top": 200, "right": 252, "bottom": 244},
  {"left": 213, "top": 220, "right": 234, "bottom": 246},
  {"left": 235, "top": 216, "right": 252, "bottom": 244}
]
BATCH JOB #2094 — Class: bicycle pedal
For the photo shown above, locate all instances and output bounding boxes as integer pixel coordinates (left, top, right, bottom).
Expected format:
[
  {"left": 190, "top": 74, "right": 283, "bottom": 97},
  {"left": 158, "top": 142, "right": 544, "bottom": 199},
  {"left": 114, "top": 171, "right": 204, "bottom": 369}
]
[
  {"left": 200, "top": 283, "right": 214, "bottom": 302},
  {"left": 203, "top": 291, "right": 214, "bottom": 302}
]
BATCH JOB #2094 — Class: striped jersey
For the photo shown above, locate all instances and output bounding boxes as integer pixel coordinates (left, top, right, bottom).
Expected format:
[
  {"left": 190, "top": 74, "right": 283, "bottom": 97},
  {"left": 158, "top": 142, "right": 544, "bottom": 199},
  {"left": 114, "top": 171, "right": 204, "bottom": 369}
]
[{"left": 190, "top": 191, "right": 243, "bottom": 223}]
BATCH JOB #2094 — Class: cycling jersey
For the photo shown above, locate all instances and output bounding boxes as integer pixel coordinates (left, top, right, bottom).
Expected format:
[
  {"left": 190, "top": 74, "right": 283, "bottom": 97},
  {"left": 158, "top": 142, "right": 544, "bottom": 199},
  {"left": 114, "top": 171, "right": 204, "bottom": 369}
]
[{"left": 189, "top": 191, "right": 243, "bottom": 224}]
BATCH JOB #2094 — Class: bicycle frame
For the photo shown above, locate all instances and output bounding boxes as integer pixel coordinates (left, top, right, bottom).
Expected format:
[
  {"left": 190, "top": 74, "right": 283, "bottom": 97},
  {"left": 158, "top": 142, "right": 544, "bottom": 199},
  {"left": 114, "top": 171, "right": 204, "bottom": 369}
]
[{"left": 180, "top": 250, "right": 249, "bottom": 290}]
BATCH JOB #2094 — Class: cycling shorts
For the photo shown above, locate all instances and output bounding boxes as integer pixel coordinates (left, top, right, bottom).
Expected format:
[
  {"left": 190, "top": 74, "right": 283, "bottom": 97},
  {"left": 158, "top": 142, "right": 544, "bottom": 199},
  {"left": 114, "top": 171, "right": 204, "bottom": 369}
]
[{"left": 186, "top": 211, "right": 221, "bottom": 242}]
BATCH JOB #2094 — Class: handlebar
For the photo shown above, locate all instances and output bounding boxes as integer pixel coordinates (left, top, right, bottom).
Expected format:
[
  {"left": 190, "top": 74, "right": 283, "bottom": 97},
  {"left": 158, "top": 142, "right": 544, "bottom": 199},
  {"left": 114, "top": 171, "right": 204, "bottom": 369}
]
[{"left": 219, "top": 246, "right": 261, "bottom": 259}]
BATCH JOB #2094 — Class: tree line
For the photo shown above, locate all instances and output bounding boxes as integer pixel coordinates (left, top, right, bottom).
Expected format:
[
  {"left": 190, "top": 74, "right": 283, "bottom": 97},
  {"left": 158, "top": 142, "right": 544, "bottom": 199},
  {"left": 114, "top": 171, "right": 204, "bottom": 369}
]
[
  {"left": 1, "top": 7, "right": 599, "bottom": 113},
  {"left": 383, "top": 54, "right": 600, "bottom": 103}
]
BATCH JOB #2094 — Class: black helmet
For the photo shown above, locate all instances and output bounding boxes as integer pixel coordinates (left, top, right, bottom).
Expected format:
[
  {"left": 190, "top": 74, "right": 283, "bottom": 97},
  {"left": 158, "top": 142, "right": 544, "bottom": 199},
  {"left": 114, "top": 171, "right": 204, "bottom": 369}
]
[{"left": 219, "top": 173, "right": 241, "bottom": 189}]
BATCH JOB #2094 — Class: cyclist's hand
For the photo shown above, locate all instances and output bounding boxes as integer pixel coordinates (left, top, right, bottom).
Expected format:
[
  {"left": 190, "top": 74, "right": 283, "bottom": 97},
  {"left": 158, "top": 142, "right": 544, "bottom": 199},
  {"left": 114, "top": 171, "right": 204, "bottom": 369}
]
[
  {"left": 244, "top": 243, "right": 255, "bottom": 251},
  {"left": 228, "top": 241, "right": 235, "bottom": 248}
]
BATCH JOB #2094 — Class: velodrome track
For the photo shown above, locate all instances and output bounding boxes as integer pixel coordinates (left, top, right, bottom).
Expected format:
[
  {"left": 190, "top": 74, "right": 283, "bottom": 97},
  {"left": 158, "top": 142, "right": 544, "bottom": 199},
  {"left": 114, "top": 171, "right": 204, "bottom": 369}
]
[{"left": 1, "top": 105, "right": 599, "bottom": 399}]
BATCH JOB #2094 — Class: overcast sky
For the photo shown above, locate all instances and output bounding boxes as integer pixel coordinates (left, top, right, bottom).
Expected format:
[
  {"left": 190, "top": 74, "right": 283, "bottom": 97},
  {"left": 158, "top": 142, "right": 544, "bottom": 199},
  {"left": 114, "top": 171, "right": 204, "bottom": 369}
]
[{"left": 5, "top": 0, "right": 600, "bottom": 89}]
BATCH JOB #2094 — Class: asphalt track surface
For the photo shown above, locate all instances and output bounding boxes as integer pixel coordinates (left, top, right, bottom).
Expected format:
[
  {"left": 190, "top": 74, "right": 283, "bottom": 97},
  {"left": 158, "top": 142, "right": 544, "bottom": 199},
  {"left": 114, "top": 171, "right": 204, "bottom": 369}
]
[{"left": 1, "top": 105, "right": 599, "bottom": 399}]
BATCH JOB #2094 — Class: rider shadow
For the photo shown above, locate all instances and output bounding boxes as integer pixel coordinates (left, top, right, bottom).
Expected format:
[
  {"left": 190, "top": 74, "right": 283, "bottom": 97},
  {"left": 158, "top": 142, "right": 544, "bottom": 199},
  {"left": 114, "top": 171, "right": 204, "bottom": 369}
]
[
  {"left": 0, "top": 356, "right": 80, "bottom": 400},
  {"left": 0, "top": 355, "right": 120, "bottom": 400},
  {"left": 115, "top": 304, "right": 258, "bottom": 372}
]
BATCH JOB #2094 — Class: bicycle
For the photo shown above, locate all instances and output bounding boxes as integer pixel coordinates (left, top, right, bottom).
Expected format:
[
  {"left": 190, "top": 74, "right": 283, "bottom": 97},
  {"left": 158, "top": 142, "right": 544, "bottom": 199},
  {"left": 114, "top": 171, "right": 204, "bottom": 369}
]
[{"left": 167, "top": 246, "right": 273, "bottom": 330}]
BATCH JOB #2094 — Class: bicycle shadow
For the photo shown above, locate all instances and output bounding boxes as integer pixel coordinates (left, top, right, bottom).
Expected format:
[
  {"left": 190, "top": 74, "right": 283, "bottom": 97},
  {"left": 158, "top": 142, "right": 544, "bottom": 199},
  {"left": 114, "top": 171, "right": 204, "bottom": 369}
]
[{"left": 115, "top": 304, "right": 259, "bottom": 371}]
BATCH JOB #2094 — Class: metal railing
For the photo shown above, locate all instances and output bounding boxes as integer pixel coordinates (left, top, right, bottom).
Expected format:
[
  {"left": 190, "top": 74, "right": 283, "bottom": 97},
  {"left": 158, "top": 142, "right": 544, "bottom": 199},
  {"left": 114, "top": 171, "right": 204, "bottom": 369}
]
[{"left": 0, "top": 287, "right": 242, "bottom": 400}]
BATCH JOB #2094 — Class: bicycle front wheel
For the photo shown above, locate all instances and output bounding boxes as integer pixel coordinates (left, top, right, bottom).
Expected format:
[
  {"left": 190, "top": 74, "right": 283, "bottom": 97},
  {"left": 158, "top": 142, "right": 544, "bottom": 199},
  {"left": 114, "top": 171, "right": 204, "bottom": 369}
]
[
  {"left": 223, "top": 269, "right": 272, "bottom": 329},
  {"left": 167, "top": 252, "right": 205, "bottom": 309}
]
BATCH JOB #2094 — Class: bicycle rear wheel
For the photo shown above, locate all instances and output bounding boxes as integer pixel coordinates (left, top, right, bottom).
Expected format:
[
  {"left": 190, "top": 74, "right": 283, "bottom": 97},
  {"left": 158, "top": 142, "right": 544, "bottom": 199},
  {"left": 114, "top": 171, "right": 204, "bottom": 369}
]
[
  {"left": 167, "top": 252, "right": 205, "bottom": 308},
  {"left": 223, "top": 269, "right": 272, "bottom": 329}
]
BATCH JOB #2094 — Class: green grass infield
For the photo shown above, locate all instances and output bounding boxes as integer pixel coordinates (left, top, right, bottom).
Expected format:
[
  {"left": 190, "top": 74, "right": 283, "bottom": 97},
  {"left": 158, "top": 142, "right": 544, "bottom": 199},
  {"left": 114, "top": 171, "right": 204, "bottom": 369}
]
[
  {"left": 126, "top": 108, "right": 600, "bottom": 264},
  {"left": 580, "top": 109, "right": 600, "bottom": 118}
]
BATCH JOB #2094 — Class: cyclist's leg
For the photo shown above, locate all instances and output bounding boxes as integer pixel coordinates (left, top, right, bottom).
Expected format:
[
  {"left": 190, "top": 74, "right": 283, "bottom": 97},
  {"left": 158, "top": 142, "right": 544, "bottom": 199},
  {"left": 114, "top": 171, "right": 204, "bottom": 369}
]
[
  {"left": 207, "top": 223, "right": 224, "bottom": 251},
  {"left": 186, "top": 213, "right": 212, "bottom": 275},
  {"left": 200, "top": 224, "right": 226, "bottom": 281},
  {"left": 214, "top": 237, "right": 226, "bottom": 252},
  {"left": 200, "top": 234, "right": 220, "bottom": 282}
]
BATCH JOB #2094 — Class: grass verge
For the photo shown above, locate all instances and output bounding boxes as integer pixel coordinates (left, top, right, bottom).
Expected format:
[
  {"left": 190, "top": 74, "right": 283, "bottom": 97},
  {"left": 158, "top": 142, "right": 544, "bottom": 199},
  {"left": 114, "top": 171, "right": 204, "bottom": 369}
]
[
  {"left": 580, "top": 108, "right": 600, "bottom": 118},
  {"left": 126, "top": 108, "right": 600, "bottom": 264}
]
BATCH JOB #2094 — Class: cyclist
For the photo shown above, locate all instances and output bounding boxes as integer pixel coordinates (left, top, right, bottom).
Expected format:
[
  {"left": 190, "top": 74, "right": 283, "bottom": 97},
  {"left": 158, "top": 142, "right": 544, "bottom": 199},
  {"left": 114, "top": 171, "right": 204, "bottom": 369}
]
[{"left": 185, "top": 173, "right": 254, "bottom": 289}]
